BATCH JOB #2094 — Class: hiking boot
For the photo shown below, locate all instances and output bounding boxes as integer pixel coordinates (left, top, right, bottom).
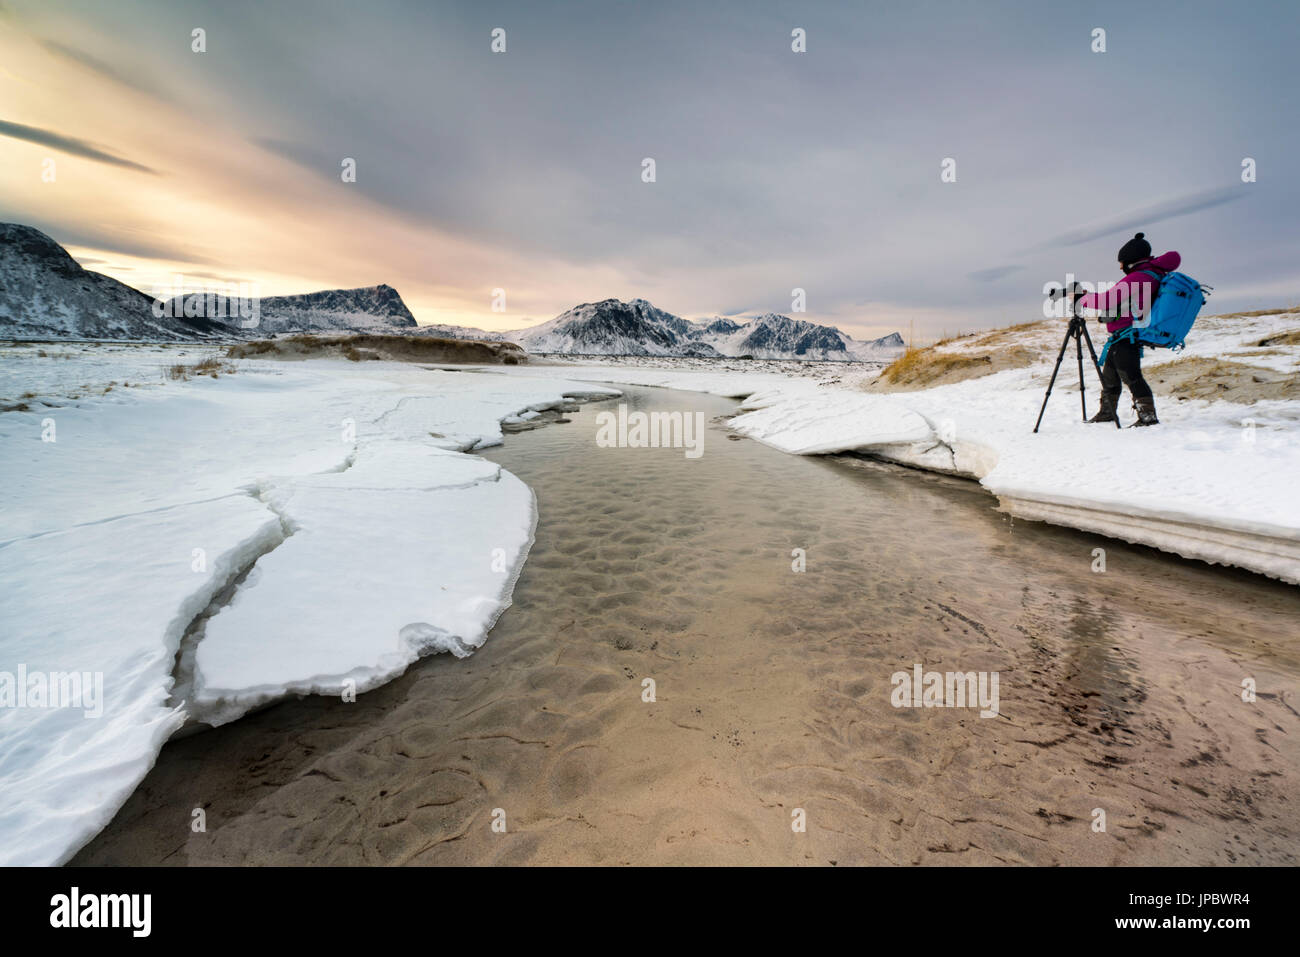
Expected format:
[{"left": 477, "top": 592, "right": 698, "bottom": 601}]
[
  {"left": 1087, "top": 392, "right": 1119, "bottom": 423},
  {"left": 1131, "top": 396, "right": 1159, "bottom": 427}
]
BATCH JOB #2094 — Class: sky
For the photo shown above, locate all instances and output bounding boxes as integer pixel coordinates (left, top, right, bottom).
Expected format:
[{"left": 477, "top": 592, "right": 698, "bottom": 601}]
[{"left": 1, "top": 0, "right": 1297, "bottom": 340}]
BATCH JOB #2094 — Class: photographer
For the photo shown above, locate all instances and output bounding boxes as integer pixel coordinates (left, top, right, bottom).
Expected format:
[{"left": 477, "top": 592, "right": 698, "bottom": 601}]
[{"left": 1075, "top": 232, "right": 1181, "bottom": 427}]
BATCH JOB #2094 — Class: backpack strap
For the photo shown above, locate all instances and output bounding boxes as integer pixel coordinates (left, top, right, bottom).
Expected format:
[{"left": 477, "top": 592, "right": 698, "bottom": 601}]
[
  {"left": 1098, "top": 326, "right": 1139, "bottom": 367},
  {"left": 1129, "top": 265, "right": 1166, "bottom": 320}
]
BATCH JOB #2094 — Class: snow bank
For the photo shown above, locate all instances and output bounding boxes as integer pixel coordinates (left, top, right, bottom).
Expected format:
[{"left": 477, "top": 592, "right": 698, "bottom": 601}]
[
  {"left": 0, "top": 353, "right": 618, "bottom": 864},
  {"left": 729, "top": 366, "right": 1300, "bottom": 582},
  {"left": 0, "top": 495, "right": 282, "bottom": 866},
  {"left": 503, "top": 314, "right": 1300, "bottom": 584},
  {"left": 191, "top": 451, "right": 537, "bottom": 725},
  {"left": 732, "top": 314, "right": 1300, "bottom": 583}
]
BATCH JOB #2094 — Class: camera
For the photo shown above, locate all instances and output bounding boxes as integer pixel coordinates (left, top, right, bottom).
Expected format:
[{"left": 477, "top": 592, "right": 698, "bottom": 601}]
[{"left": 1048, "top": 281, "right": 1085, "bottom": 301}]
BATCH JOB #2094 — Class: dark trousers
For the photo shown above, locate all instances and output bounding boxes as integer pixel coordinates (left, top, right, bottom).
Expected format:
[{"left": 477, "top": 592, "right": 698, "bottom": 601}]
[{"left": 1100, "top": 336, "right": 1153, "bottom": 400}]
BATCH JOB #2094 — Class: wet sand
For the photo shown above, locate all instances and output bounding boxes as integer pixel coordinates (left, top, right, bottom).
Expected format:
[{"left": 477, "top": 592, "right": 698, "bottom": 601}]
[{"left": 75, "top": 384, "right": 1300, "bottom": 865}]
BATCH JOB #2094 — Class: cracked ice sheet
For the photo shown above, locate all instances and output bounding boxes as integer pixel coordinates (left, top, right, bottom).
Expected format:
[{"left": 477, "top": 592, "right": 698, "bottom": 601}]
[
  {"left": 0, "top": 375, "right": 356, "bottom": 541},
  {"left": 0, "top": 495, "right": 281, "bottom": 865},
  {"left": 191, "top": 455, "right": 536, "bottom": 726},
  {"left": 724, "top": 391, "right": 932, "bottom": 455},
  {"left": 0, "top": 356, "right": 618, "bottom": 863},
  {"left": 739, "top": 367, "right": 1300, "bottom": 536},
  {"left": 371, "top": 368, "right": 620, "bottom": 450},
  {"left": 481, "top": 360, "right": 822, "bottom": 402}
]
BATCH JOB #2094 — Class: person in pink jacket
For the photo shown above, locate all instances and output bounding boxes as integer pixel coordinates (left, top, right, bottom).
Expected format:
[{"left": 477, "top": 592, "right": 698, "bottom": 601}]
[{"left": 1075, "top": 232, "right": 1180, "bottom": 426}]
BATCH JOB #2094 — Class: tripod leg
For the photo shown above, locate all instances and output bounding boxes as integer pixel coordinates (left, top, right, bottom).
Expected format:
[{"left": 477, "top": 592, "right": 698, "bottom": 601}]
[
  {"left": 1076, "top": 332, "right": 1087, "bottom": 421},
  {"left": 1033, "top": 326, "right": 1076, "bottom": 433},
  {"left": 1080, "top": 322, "right": 1105, "bottom": 378}
]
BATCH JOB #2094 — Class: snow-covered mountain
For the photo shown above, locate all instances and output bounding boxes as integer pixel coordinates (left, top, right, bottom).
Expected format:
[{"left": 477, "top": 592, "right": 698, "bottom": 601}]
[
  {"left": 411, "top": 321, "right": 512, "bottom": 341},
  {"left": 1, "top": 224, "right": 416, "bottom": 341},
  {"left": 699, "top": 313, "right": 904, "bottom": 360},
  {"left": 165, "top": 284, "right": 417, "bottom": 335},
  {"left": 506, "top": 298, "right": 902, "bottom": 360},
  {"left": 1, "top": 224, "right": 900, "bottom": 357},
  {"left": 513, "top": 298, "right": 714, "bottom": 356},
  {"left": 0, "top": 223, "right": 231, "bottom": 340}
]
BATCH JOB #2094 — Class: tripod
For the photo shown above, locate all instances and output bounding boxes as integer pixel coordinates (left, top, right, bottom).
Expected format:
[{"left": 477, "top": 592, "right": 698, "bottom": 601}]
[{"left": 1033, "top": 288, "right": 1118, "bottom": 433}]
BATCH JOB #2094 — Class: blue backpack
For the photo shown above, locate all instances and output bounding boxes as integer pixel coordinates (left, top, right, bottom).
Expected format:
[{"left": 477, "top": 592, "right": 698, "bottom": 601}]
[{"left": 1099, "top": 269, "right": 1212, "bottom": 364}]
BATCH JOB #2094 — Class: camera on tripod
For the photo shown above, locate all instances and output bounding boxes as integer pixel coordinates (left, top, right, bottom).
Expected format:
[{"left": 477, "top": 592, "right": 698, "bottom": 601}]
[
  {"left": 1034, "top": 280, "right": 1120, "bottom": 433},
  {"left": 1047, "top": 281, "right": 1086, "bottom": 307}
]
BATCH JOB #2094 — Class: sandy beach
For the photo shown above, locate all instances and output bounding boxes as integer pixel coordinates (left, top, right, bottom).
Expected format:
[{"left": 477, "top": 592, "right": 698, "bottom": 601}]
[{"left": 74, "top": 384, "right": 1300, "bottom": 866}]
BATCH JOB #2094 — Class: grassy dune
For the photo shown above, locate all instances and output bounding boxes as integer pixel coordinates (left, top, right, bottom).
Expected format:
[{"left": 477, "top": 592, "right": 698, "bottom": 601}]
[{"left": 226, "top": 333, "right": 527, "bottom": 365}]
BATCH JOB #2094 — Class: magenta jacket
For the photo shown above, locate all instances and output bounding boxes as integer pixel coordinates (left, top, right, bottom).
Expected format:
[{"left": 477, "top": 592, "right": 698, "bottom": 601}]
[{"left": 1077, "top": 251, "right": 1181, "bottom": 332}]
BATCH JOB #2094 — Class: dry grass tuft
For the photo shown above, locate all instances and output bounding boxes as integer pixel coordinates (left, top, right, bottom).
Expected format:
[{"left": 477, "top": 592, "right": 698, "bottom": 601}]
[
  {"left": 226, "top": 333, "right": 527, "bottom": 365},
  {"left": 883, "top": 349, "right": 994, "bottom": 384},
  {"left": 1211, "top": 306, "right": 1299, "bottom": 320},
  {"left": 873, "top": 344, "right": 1036, "bottom": 391},
  {"left": 1256, "top": 329, "right": 1300, "bottom": 347},
  {"left": 1147, "top": 356, "right": 1300, "bottom": 403},
  {"left": 225, "top": 339, "right": 277, "bottom": 357},
  {"left": 167, "top": 356, "right": 235, "bottom": 380}
]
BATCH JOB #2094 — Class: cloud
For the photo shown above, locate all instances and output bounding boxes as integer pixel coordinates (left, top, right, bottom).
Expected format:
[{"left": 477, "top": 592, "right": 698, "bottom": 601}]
[
  {"left": 968, "top": 264, "right": 1023, "bottom": 282},
  {"left": 49, "top": 222, "right": 212, "bottom": 264},
  {"left": 37, "top": 39, "right": 178, "bottom": 105},
  {"left": 0, "top": 119, "right": 158, "bottom": 174},
  {"left": 0, "top": 212, "right": 205, "bottom": 263},
  {"left": 3, "top": 1, "right": 1293, "bottom": 337},
  {"left": 186, "top": 270, "right": 253, "bottom": 285},
  {"left": 253, "top": 137, "right": 333, "bottom": 174},
  {"left": 1047, "top": 187, "right": 1248, "bottom": 247}
]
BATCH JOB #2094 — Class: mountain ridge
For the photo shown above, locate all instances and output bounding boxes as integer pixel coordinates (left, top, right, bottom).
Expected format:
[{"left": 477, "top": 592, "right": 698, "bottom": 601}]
[
  {"left": 503, "top": 298, "right": 903, "bottom": 360},
  {"left": 0, "top": 224, "right": 229, "bottom": 340},
  {"left": 162, "top": 283, "right": 417, "bottom": 335},
  {"left": 1, "top": 224, "right": 903, "bottom": 357}
]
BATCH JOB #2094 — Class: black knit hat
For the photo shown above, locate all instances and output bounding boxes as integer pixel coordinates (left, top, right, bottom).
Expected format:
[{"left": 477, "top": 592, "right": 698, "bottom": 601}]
[{"left": 1118, "top": 232, "right": 1152, "bottom": 267}]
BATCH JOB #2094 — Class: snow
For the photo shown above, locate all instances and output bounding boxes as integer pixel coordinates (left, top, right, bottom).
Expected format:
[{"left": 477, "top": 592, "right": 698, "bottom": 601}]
[
  {"left": 0, "top": 495, "right": 281, "bottom": 867},
  {"left": 493, "top": 357, "right": 844, "bottom": 400},
  {"left": 191, "top": 458, "right": 537, "bottom": 726},
  {"left": 491, "top": 312, "right": 1300, "bottom": 584},
  {"left": 3, "top": 306, "right": 1296, "bottom": 864},
  {"left": 1, "top": 224, "right": 207, "bottom": 341},
  {"left": 0, "top": 349, "right": 618, "bottom": 864},
  {"left": 696, "top": 314, "right": 903, "bottom": 360},
  {"left": 0, "top": 341, "right": 222, "bottom": 414},
  {"left": 163, "top": 283, "right": 417, "bottom": 335}
]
